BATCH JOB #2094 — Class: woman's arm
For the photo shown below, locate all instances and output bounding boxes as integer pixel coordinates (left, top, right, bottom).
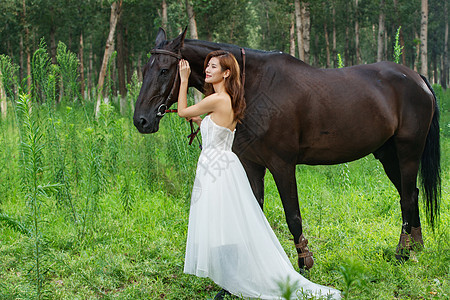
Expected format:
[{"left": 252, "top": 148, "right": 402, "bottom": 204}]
[{"left": 177, "top": 60, "right": 219, "bottom": 118}]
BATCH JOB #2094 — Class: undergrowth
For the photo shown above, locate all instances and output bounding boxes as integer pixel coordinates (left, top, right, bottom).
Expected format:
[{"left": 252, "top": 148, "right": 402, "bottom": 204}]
[{"left": 0, "top": 42, "right": 449, "bottom": 299}]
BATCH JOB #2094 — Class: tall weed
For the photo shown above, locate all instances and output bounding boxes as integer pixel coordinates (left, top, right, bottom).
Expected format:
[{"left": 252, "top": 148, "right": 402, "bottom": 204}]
[
  {"left": 56, "top": 42, "right": 80, "bottom": 102},
  {"left": 31, "top": 38, "right": 53, "bottom": 103},
  {"left": 0, "top": 54, "right": 20, "bottom": 99},
  {"left": 16, "top": 93, "right": 60, "bottom": 299}
]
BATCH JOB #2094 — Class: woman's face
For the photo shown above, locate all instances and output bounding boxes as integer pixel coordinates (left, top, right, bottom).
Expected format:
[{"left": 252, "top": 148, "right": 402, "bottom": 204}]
[{"left": 205, "top": 57, "right": 228, "bottom": 84}]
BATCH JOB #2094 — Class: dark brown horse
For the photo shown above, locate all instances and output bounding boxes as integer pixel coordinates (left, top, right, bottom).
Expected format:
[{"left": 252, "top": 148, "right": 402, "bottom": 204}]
[{"left": 134, "top": 28, "right": 441, "bottom": 270}]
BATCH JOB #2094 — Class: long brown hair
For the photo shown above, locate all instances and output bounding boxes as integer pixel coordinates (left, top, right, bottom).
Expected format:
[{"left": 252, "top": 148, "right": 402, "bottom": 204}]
[{"left": 203, "top": 50, "right": 246, "bottom": 122}]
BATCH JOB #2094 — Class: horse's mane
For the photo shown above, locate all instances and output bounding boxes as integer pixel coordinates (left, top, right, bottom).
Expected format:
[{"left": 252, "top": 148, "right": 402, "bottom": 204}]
[{"left": 184, "top": 39, "right": 280, "bottom": 55}]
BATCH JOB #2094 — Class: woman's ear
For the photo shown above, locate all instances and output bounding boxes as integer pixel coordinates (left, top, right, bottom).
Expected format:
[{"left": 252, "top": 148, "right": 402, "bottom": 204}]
[{"left": 224, "top": 69, "right": 231, "bottom": 79}]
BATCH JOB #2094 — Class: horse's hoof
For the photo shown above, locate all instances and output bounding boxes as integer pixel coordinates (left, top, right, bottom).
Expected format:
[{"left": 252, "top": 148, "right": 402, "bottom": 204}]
[
  {"left": 214, "top": 289, "right": 231, "bottom": 300},
  {"left": 296, "top": 234, "right": 314, "bottom": 270},
  {"left": 298, "top": 255, "right": 314, "bottom": 270}
]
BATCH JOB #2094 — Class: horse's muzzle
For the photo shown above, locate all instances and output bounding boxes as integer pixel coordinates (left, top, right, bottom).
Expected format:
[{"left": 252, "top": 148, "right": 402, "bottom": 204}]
[{"left": 134, "top": 115, "right": 159, "bottom": 133}]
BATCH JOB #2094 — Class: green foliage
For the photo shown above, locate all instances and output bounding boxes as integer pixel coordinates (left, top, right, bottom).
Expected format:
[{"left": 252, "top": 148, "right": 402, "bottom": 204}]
[
  {"left": 56, "top": 42, "right": 80, "bottom": 102},
  {"left": 337, "top": 53, "right": 344, "bottom": 68},
  {"left": 1, "top": 63, "right": 450, "bottom": 298},
  {"left": 15, "top": 93, "right": 61, "bottom": 299},
  {"left": 0, "top": 54, "right": 19, "bottom": 99},
  {"left": 31, "top": 38, "right": 52, "bottom": 103},
  {"left": 337, "top": 258, "right": 368, "bottom": 298},
  {"left": 393, "top": 27, "right": 404, "bottom": 64},
  {"left": 0, "top": 212, "right": 29, "bottom": 235},
  {"left": 105, "top": 51, "right": 118, "bottom": 101}
]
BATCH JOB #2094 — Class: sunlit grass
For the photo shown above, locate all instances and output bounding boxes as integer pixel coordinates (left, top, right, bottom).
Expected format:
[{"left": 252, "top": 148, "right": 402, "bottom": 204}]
[{"left": 0, "top": 88, "right": 449, "bottom": 299}]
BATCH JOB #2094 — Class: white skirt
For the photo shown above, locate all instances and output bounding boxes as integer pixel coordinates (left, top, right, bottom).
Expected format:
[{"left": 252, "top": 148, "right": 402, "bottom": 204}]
[{"left": 184, "top": 148, "right": 341, "bottom": 299}]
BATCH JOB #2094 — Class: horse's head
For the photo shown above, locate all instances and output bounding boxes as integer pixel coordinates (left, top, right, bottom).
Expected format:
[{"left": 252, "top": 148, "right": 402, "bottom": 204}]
[{"left": 133, "top": 27, "right": 187, "bottom": 133}]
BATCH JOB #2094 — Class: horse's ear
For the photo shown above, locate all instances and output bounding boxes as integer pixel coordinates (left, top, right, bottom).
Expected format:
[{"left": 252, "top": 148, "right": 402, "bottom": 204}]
[
  {"left": 155, "top": 27, "right": 167, "bottom": 47},
  {"left": 170, "top": 26, "right": 188, "bottom": 51}
]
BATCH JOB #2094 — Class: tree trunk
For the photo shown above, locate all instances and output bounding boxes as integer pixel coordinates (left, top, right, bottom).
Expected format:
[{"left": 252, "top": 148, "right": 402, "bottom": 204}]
[
  {"left": 301, "top": 1, "right": 310, "bottom": 64},
  {"left": 137, "top": 54, "right": 142, "bottom": 82},
  {"left": 377, "top": 0, "right": 385, "bottom": 62},
  {"left": 117, "top": 19, "right": 127, "bottom": 114},
  {"left": 289, "top": 14, "right": 296, "bottom": 57},
  {"left": 186, "top": 0, "right": 198, "bottom": 39},
  {"left": 0, "top": 70, "right": 7, "bottom": 118},
  {"left": 88, "top": 45, "right": 93, "bottom": 98},
  {"left": 384, "top": 28, "right": 387, "bottom": 61},
  {"left": 79, "top": 32, "right": 85, "bottom": 99},
  {"left": 414, "top": 31, "right": 420, "bottom": 72},
  {"left": 432, "top": 52, "right": 437, "bottom": 84},
  {"left": 324, "top": 22, "right": 330, "bottom": 68},
  {"left": 355, "top": 0, "right": 361, "bottom": 64},
  {"left": 19, "top": 36, "right": 24, "bottom": 81},
  {"left": 345, "top": 25, "right": 350, "bottom": 66},
  {"left": 443, "top": 1, "right": 448, "bottom": 89},
  {"left": 22, "top": 0, "right": 31, "bottom": 92},
  {"left": 162, "top": 0, "right": 168, "bottom": 31},
  {"left": 294, "top": 0, "right": 303, "bottom": 60},
  {"left": 185, "top": 0, "right": 202, "bottom": 103},
  {"left": 332, "top": 5, "right": 336, "bottom": 67},
  {"left": 420, "top": 0, "right": 428, "bottom": 77},
  {"left": 50, "top": 26, "right": 57, "bottom": 64},
  {"left": 95, "top": 0, "right": 122, "bottom": 116},
  {"left": 125, "top": 27, "right": 132, "bottom": 84}
]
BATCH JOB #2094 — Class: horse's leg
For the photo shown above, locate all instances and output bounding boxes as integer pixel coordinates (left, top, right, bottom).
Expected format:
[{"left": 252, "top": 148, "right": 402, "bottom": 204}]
[
  {"left": 240, "top": 158, "right": 266, "bottom": 209},
  {"left": 376, "top": 139, "right": 423, "bottom": 261},
  {"left": 395, "top": 139, "right": 424, "bottom": 258},
  {"left": 270, "top": 163, "right": 313, "bottom": 270}
]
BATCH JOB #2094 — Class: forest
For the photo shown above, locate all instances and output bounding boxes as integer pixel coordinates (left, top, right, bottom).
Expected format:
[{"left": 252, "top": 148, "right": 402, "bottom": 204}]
[
  {"left": 0, "top": 0, "right": 449, "bottom": 299},
  {"left": 0, "top": 0, "right": 449, "bottom": 109}
]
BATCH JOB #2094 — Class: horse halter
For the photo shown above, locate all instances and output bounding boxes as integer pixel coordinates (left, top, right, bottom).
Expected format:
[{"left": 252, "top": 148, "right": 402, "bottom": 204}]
[{"left": 150, "top": 48, "right": 182, "bottom": 117}]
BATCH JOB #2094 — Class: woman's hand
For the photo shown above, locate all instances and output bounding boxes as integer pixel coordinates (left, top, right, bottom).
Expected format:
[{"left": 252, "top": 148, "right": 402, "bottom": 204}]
[
  {"left": 179, "top": 59, "right": 191, "bottom": 83},
  {"left": 186, "top": 116, "right": 202, "bottom": 127}
]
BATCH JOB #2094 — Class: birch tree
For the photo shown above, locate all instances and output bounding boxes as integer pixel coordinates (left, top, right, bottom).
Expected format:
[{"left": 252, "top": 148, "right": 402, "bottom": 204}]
[
  {"left": 355, "top": 0, "right": 361, "bottom": 64},
  {"left": 377, "top": 0, "right": 385, "bottom": 62},
  {"left": 95, "top": 0, "right": 123, "bottom": 116},
  {"left": 301, "top": 1, "right": 310, "bottom": 64},
  {"left": 420, "top": 0, "right": 428, "bottom": 77},
  {"left": 289, "top": 13, "right": 296, "bottom": 57},
  {"left": 294, "top": 0, "right": 304, "bottom": 60},
  {"left": 0, "top": 69, "right": 6, "bottom": 117}
]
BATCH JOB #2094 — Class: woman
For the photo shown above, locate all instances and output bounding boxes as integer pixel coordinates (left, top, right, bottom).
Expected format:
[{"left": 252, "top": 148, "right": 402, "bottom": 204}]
[{"left": 177, "top": 50, "right": 340, "bottom": 300}]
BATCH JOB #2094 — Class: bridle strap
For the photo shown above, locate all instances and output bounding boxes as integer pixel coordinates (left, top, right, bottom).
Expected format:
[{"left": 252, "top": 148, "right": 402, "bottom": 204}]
[
  {"left": 150, "top": 48, "right": 201, "bottom": 149},
  {"left": 150, "top": 48, "right": 182, "bottom": 60},
  {"left": 187, "top": 120, "right": 202, "bottom": 149},
  {"left": 150, "top": 48, "right": 181, "bottom": 117}
]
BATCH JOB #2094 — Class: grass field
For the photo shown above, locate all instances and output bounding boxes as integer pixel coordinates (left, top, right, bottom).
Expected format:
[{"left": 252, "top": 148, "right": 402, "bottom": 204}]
[{"left": 0, "top": 86, "right": 449, "bottom": 299}]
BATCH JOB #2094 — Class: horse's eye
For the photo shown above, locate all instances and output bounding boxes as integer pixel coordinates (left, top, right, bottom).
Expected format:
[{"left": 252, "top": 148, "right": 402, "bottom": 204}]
[{"left": 160, "top": 69, "right": 168, "bottom": 76}]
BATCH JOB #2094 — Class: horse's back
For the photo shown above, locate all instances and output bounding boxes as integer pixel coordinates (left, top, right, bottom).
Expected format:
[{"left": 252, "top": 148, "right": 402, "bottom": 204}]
[{"left": 251, "top": 59, "right": 434, "bottom": 164}]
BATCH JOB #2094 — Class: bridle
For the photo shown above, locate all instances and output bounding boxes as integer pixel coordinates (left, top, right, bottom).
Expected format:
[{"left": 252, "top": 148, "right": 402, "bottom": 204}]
[
  {"left": 148, "top": 47, "right": 247, "bottom": 149},
  {"left": 150, "top": 48, "right": 182, "bottom": 117},
  {"left": 150, "top": 48, "right": 201, "bottom": 148}
]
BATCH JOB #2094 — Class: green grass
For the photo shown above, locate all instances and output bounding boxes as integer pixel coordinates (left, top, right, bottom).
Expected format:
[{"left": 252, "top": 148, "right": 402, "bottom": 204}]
[{"left": 0, "top": 87, "right": 449, "bottom": 299}]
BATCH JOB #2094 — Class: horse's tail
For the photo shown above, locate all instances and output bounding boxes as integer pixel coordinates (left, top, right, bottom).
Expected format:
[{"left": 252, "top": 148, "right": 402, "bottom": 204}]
[{"left": 419, "top": 75, "right": 441, "bottom": 230}]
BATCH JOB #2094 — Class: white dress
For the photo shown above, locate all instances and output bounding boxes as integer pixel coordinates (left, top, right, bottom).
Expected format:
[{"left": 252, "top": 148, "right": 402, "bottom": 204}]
[{"left": 184, "top": 115, "right": 341, "bottom": 300}]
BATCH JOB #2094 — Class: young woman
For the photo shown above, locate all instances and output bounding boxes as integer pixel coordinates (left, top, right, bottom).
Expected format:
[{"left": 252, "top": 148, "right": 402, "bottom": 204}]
[{"left": 178, "top": 50, "right": 340, "bottom": 300}]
